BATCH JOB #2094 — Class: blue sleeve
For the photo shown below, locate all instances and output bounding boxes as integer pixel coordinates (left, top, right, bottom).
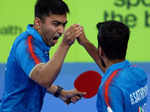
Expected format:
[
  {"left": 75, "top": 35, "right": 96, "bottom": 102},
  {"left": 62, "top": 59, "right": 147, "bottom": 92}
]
[
  {"left": 15, "top": 40, "right": 48, "bottom": 76},
  {"left": 109, "top": 85, "right": 124, "bottom": 112}
]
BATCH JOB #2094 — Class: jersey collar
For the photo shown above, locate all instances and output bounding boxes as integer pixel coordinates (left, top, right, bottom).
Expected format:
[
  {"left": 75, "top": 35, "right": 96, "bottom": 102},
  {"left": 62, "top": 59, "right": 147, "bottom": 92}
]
[
  {"left": 105, "top": 60, "right": 131, "bottom": 75},
  {"left": 26, "top": 24, "right": 50, "bottom": 51}
]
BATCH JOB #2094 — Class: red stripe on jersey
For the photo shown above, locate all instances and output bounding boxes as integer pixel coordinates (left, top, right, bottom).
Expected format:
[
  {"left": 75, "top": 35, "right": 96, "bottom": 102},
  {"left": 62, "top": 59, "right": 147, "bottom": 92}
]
[
  {"left": 104, "top": 69, "right": 120, "bottom": 107},
  {"left": 27, "top": 35, "right": 40, "bottom": 64}
]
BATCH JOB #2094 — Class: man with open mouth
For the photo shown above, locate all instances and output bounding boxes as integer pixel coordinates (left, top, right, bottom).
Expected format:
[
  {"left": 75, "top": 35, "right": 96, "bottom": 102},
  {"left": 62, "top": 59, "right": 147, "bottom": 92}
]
[{"left": 0, "top": 0, "right": 85, "bottom": 112}]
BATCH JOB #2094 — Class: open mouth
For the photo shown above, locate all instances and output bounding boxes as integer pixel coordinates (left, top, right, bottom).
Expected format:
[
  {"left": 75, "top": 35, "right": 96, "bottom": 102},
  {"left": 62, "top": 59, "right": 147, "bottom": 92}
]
[
  {"left": 53, "top": 34, "right": 61, "bottom": 40},
  {"left": 53, "top": 37, "right": 59, "bottom": 40}
]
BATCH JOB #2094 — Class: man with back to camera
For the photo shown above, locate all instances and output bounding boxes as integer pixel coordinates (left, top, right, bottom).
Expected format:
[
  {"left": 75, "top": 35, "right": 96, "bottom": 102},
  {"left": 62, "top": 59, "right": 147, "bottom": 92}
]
[
  {"left": 0, "top": 0, "right": 86, "bottom": 112},
  {"left": 77, "top": 20, "right": 148, "bottom": 112}
]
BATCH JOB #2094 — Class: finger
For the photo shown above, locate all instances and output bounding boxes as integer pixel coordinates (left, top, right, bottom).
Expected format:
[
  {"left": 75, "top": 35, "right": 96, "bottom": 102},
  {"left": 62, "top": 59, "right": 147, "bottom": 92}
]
[
  {"left": 64, "top": 88, "right": 86, "bottom": 105},
  {"left": 71, "top": 24, "right": 82, "bottom": 35},
  {"left": 64, "top": 28, "right": 78, "bottom": 39},
  {"left": 73, "top": 95, "right": 82, "bottom": 101},
  {"left": 64, "top": 25, "right": 82, "bottom": 40},
  {"left": 73, "top": 30, "right": 82, "bottom": 39},
  {"left": 67, "top": 24, "right": 80, "bottom": 33},
  {"left": 79, "top": 91, "right": 87, "bottom": 95},
  {"left": 64, "top": 94, "right": 81, "bottom": 104},
  {"left": 63, "top": 31, "right": 75, "bottom": 45},
  {"left": 71, "top": 25, "right": 81, "bottom": 32},
  {"left": 71, "top": 95, "right": 81, "bottom": 103},
  {"left": 69, "top": 28, "right": 82, "bottom": 41},
  {"left": 71, "top": 97, "right": 77, "bottom": 103},
  {"left": 64, "top": 32, "right": 78, "bottom": 44},
  {"left": 74, "top": 88, "right": 87, "bottom": 96}
]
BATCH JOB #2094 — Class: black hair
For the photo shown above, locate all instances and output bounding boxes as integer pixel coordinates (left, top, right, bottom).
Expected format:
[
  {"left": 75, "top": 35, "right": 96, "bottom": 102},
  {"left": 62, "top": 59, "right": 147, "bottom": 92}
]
[
  {"left": 97, "top": 20, "right": 130, "bottom": 60},
  {"left": 35, "top": 0, "right": 69, "bottom": 20}
]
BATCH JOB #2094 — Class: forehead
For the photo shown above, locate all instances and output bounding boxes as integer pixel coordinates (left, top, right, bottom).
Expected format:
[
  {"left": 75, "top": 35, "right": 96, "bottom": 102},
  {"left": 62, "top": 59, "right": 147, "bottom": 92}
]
[{"left": 44, "top": 14, "right": 67, "bottom": 23}]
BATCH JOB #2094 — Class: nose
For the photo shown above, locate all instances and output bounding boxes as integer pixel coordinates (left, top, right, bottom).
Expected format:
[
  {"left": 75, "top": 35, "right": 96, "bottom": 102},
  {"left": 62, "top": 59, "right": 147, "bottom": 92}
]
[{"left": 57, "top": 25, "right": 64, "bottom": 34}]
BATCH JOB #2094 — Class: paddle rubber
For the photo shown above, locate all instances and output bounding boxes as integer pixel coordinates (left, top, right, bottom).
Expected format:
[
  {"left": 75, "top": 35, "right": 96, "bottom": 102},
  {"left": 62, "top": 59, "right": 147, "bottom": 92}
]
[
  {"left": 65, "top": 70, "right": 102, "bottom": 104},
  {"left": 74, "top": 70, "right": 102, "bottom": 98}
]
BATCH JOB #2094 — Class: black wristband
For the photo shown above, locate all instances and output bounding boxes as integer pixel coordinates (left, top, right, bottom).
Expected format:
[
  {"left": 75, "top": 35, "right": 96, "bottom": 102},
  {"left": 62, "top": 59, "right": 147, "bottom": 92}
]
[{"left": 54, "top": 86, "right": 64, "bottom": 97}]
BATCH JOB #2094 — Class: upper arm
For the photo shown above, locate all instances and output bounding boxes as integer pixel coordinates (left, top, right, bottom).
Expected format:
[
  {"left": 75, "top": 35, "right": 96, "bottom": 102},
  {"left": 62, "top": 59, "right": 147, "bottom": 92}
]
[
  {"left": 108, "top": 85, "right": 124, "bottom": 112},
  {"left": 15, "top": 39, "right": 48, "bottom": 77}
]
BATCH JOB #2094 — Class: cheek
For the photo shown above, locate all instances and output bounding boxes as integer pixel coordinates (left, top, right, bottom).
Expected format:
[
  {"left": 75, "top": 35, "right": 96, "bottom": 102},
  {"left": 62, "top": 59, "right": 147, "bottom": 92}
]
[
  {"left": 41, "top": 26, "right": 52, "bottom": 37},
  {"left": 45, "top": 25, "right": 56, "bottom": 36}
]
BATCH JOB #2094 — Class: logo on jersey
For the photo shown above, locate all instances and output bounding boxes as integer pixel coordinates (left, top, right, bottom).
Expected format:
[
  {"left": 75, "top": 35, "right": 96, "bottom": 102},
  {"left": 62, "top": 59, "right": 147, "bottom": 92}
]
[
  {"left": 130, "top": 85, "right": 148, "bottom": 105},
  {"left": 138, "top": 106, "right": 144, "bottom": 112}
]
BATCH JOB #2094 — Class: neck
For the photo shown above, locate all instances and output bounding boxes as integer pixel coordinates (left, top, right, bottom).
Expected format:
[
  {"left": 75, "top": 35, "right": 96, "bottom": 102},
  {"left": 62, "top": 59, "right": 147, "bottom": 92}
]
[{"left": 104, "top": 58, "right": 125, "bottom": 73}]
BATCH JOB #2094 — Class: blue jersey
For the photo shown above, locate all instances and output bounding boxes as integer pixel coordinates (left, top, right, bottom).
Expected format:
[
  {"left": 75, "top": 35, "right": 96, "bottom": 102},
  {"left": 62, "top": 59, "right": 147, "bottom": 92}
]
[
  {"left": 96, "top": 61, "right": 148, "bottom": 112},
  {"left": 0, "top": 25, "right": 50, "bottom": 112}
]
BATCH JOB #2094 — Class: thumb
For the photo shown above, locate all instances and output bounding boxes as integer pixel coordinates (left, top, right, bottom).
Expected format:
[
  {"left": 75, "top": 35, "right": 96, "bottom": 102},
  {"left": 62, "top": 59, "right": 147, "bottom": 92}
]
[{"left": 74, "top": 89, "right": 87, "bottom": 96}]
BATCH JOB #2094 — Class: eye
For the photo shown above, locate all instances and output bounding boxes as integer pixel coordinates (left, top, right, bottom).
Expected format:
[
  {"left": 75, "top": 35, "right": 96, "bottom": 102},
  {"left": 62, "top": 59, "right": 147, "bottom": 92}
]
[
  {"left": 52, "top": 22, "right": 61, "bottom": 27},
  {"left": 52, "top": 21, "right": 67, "bottom": 28}
]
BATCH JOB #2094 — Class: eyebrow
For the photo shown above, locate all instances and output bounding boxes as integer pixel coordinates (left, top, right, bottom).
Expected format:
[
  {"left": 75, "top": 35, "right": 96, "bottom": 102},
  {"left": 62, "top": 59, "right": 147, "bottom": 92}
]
[{"left": 52, "top": 20, "right": 68, "bottom": 25}]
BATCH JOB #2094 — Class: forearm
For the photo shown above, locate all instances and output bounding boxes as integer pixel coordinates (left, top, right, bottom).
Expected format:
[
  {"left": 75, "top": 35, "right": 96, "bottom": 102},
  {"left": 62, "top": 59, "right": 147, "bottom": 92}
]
[
  {"left": 82, "top": 40, "right": 105, "bottom": 72},
  {"left": 47, "top": 85, "right": 58, "bottom": 95},
  {"left": 30, "top": 24, "right": 82, "bottom": 88},
  {"left": 30, "top": 43, "right": 70, "bottom": 88},
  {"left": 40, "top": 43, "right": 70, "bottom": 86},
  {"left": 46, "top": 85, "right": 67, "bottom": 99}
]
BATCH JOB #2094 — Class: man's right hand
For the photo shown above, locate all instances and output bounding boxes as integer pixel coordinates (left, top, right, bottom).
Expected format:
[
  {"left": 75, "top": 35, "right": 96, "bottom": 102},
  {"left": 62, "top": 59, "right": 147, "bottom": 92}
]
[
  {"left": 76, "top": 26, "right": 89, "bottom": 46},
  {"left": 62, "top": 24, "right": 82, "bottom": 46},
  {"left": 76, "top": 26, "right": 106, "bottom": 72},
  {"left": 60, "top": 88, "right": 86, "bottom": 104}
]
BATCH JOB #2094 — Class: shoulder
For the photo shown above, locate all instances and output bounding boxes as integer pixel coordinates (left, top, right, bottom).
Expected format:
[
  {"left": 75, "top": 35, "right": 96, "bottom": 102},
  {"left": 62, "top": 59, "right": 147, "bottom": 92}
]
[
  {"left": 110, "top": 66, "right": 147, "bottom": 93},
  {"left": 114, "top": 66, "right": 147, "bottom": 82},
  {"left": 13, "top": 32, "right": 29, "bottom": 49},
  {"left": 121, "top": 66, "right": 147, "bottom": 82}
]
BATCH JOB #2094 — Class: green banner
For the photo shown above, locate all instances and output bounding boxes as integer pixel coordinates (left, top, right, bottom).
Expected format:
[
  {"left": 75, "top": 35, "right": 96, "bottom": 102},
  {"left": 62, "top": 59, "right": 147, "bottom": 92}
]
[{"left": 0, "top": 0, "right": 150, "bottom": 63}]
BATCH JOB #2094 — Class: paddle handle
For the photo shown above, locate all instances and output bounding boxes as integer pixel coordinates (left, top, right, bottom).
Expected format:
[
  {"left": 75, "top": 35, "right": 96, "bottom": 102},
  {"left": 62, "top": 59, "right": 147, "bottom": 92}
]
[{"left": 65, "top": 94, "right": 82, "bottom": 104}]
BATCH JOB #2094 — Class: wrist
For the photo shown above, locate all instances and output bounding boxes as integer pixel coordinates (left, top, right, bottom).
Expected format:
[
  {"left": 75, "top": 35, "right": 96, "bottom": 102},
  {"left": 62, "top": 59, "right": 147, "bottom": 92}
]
[
  {"left": 60, "top": 89, "right": 67, "bottom": 98},
  {"left": 60, "top": 41, "right": 70, "bottom": 48},
  {"left": 53, "top": 85, "right": 64, "bottom": 97},
  {"left": 81, "top": 39, "right": 89, "bottom": 47}
]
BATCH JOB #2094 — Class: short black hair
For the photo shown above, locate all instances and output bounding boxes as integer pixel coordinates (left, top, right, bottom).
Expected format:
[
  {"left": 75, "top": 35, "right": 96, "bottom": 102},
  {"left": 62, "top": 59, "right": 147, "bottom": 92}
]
[
  {"left": 97, "top": 20, "right": 130, "bottom": 60},
  {"left": 35, "top": 0, "right": 69, "bottom": 19}
]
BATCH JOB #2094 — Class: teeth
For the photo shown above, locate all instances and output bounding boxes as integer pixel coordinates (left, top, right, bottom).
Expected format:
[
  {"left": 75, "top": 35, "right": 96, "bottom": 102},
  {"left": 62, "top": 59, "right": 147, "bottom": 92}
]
[
  {"left": 53, "top": 34, "right": 61, "bottom": 40},
  {"left": 53, "top": 36, "right": 59, "bottom": 40},
  {"left": 56, "top": 33, "right": 60, "bottom": 37}
]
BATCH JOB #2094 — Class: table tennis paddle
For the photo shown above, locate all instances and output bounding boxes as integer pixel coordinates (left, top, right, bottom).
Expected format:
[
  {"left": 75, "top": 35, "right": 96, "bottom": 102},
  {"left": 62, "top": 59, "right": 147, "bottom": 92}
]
[{"left": 65, "top": 70, "right": 102, "bottom": 104}]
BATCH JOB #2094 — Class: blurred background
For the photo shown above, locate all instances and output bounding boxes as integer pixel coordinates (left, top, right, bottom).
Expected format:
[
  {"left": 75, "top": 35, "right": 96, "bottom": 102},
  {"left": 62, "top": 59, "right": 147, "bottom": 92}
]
[{"left": 0, "top": 0, "right": 150, "bottom": 111}]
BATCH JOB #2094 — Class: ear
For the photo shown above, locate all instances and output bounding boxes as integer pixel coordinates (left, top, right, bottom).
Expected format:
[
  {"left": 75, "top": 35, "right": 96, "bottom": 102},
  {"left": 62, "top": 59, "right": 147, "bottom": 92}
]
[
  {"left": 98, "top": 46, "right": 106, "bottom": 68},
  {"left": 34, "top": 17, "right": 41, "bottom": 29},
  {"left": 98, "top": 46, "right": 104, "bottom": 57}
]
